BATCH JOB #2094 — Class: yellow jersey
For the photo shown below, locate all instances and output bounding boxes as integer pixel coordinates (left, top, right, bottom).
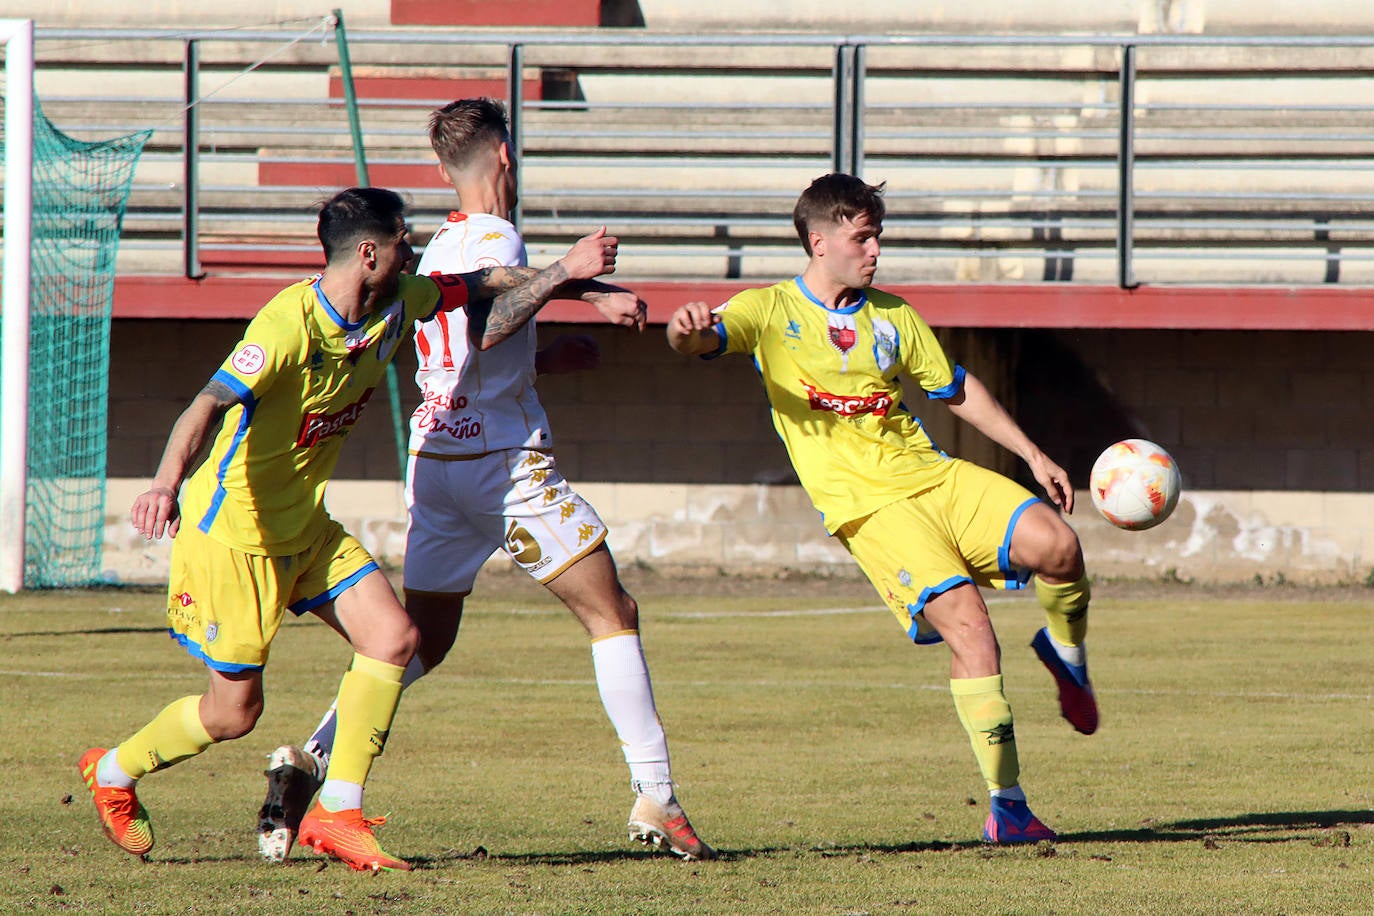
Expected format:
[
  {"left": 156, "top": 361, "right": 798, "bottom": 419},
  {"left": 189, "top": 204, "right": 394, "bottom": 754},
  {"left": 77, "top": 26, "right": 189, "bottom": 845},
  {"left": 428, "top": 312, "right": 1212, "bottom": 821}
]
[
  {"left": 712, "top": 277, "right": 965, "bottom": 532},
  {"left": 181, "top": 273, "right": 465, "bottom": 554}
]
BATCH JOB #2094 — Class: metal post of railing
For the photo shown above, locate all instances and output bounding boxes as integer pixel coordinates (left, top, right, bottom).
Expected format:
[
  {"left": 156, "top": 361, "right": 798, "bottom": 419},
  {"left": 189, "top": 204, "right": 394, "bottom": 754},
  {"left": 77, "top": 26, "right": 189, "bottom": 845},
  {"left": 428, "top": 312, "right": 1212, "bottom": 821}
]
[
  {"left": 507, "top": 42, "right": 524, "bottom": 231},
  {"left": 832, "top": 43, "right": 856, "bottom": 175},
  {"left": 1117, "top": 42, "right": 1137, "bottom": 289},
  {"left": 851, "top": 43, "right": 866, "bottom": 178},
  {"left": 183, "top": 38, "right": 203, "bottom": 279},
  {"left": 333, "top": 10, "right": 369, "bottom": 188}
]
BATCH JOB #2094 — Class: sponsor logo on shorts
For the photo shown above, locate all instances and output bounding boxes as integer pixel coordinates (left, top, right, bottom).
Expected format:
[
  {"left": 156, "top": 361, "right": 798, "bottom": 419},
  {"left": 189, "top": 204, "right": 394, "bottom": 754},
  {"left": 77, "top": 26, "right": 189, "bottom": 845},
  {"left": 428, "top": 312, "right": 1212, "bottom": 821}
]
[
  {"left": 505, "top": 521, "right": 542, "bottom": 565},
  {"left": 174, "top": 591, "right": 194, "bottom": 607},
  {"left": 800, "top": 380, "right": 892, "bottom": 417},
  {"left": 296, "top": 388, "right": 375, "bottom": 447},
  {"left": 231, "top": 344, "right": 267, "bottom": 376},
  {"left": 577, "top": 523, "right": 599, "bottom": 546},
  {"left": 559, "top": 503, "right": 577, "bottom": 522}
]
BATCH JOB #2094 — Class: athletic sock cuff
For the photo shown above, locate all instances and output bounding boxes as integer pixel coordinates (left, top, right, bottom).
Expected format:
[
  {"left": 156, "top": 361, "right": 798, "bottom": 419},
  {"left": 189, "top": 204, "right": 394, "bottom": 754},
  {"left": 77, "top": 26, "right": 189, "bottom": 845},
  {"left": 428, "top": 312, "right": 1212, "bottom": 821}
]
[
  {"left": 950, "top": 674, "right": 1004, "bottom": 696},
  {"left": 350, "top": 653, "right": 406, "bottom": 685}
]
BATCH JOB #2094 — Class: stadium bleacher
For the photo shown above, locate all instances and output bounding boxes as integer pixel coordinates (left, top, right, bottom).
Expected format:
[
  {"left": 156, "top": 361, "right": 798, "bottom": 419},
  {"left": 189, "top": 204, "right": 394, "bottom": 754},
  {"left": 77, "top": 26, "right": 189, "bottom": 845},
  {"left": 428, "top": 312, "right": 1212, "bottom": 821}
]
[{"left": 11, "top": 3, "right": 1374, "bottom": 584}]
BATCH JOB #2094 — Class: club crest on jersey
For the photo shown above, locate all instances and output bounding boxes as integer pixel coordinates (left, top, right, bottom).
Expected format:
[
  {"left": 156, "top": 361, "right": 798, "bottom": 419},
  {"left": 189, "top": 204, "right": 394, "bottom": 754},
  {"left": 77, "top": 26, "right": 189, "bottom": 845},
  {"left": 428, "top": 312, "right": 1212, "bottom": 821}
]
[
  {"left": 344, "top": 301, "right": 404, "bottom": 365},
  {"left": 872, "top": 317, "right": 899, "bottom": 374},
  {"left": 826, "top": 314, "right": 858, "bottom": 371}
]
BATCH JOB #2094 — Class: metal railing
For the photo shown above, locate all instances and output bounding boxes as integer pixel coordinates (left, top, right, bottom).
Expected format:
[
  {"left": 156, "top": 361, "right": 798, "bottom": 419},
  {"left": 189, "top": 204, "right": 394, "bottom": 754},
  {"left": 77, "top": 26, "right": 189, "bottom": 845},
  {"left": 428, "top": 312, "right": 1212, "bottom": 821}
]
[{"left": 25, "top": 26, "right": 1374, "bottom": 287}]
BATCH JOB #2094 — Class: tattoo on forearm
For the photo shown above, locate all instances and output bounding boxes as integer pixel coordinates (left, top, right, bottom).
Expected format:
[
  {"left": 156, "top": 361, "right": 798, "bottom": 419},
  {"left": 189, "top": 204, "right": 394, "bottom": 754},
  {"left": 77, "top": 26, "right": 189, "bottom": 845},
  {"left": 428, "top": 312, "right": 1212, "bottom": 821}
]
[
  {"left": 202, "top": 379, "right": 239, "bottom": 407},
  {"left": 467, "top": 265, "right": 539, "bottom": 298},
  {"left": 468, "top": 261, "right": 572, "bottom": 347}
]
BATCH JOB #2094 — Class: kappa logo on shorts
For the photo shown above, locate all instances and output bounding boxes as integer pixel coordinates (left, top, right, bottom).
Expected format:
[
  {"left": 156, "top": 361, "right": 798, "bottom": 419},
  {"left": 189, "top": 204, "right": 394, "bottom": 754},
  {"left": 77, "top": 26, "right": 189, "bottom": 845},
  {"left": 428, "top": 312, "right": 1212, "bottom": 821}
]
[
  {"left": 559, "top": 503, "right": 577, "bottom": 522},
  {"left": 529, "top": 468, "right": 550, "bottom": 485},
  {"left": 577, "top": 523, "right": 599, "bottom": 545}
]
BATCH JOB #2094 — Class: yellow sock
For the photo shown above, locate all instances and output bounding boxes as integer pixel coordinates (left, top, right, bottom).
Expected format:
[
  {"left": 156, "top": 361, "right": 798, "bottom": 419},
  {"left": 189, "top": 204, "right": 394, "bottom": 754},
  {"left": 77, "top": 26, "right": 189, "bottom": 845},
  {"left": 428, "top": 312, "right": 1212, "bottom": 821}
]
[
  {"left": 326, "top": 653, "right": 405, "bottom": 787},
  {"left": 951, "top": 675, "right": 1019, "bottom": 791},
  {"left": 1035, "top": 575, "right": 1090, "bottom": 647},
  {"left": 115, "top": 695, "right": 215, "bottom": 780}
]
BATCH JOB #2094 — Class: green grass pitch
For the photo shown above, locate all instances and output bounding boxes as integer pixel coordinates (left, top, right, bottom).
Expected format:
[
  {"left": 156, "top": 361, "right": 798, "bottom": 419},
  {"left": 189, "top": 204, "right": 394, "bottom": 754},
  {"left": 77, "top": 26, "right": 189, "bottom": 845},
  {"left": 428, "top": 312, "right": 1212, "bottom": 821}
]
[{"left": 3, "top": 572, "right": 1373, "bottom": 914}]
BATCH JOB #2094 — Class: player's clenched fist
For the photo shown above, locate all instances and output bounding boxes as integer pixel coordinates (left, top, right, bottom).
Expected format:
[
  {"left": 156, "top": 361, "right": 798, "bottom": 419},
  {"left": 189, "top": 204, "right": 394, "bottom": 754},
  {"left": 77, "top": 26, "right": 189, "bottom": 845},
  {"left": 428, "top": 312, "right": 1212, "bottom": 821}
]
[
  {"left": 669, "top": 301, "right": 720, "bottom": 334},
  {"left": 665, "top": 301, "right": 725, "bottom": 356},
  {"left": 559, "top": 226, "right": 618, "bottom": 281}
]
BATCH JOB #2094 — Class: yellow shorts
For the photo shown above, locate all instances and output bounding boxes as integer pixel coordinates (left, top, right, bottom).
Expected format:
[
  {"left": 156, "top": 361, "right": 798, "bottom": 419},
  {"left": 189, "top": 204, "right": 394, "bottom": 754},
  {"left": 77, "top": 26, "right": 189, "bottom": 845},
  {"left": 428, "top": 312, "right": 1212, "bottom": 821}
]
[
  {"left": 836, "top": 459, "right": 1040, "bottom": 646},
  {"left": 165, "top": 519, "right": 378, "bottom": 673}
]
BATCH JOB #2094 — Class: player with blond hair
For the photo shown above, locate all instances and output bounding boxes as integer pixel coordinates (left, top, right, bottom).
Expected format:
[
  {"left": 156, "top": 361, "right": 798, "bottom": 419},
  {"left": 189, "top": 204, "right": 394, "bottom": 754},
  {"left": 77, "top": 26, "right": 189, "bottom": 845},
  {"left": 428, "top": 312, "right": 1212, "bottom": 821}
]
[{"left": 256, "top": 99, "right": 714, "bottom": 863}]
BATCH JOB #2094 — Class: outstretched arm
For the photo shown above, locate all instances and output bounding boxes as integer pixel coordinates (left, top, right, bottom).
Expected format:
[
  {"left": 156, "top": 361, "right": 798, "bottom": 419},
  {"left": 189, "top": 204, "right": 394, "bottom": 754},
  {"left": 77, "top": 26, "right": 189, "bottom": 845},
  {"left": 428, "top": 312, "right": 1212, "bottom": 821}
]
[
  {"left": 130, "top": 380, "right": 240, "bottom": 539},
  {"left": 460, "top": 227, "right": 619, "bottom": 350},
  {"left": 944, "top": 371, "right": 1074, "bottom": 512},
  {"left": 563, "top": 280, "right": 648, "bottom": 331},
  {"left": 666, "top": 301, "right": 722, "bottom": 356}
]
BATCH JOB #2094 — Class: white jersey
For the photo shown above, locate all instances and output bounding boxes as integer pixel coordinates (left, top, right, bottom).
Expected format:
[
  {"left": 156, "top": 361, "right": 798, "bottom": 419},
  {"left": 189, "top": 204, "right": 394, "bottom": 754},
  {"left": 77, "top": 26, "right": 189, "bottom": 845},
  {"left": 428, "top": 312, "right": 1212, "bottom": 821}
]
[{"left": 409, "top": 211, "right": 552, "bottom": 457}]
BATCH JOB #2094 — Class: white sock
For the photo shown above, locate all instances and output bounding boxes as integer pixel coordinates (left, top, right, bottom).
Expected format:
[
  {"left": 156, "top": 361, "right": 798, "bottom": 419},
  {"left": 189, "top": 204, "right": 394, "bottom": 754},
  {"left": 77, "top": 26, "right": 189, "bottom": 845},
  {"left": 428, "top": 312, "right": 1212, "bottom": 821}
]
[
  {"left": 1050, "top": 633, "right": 1086, "bottom": 668},
  {"left": 97, "top": 749, "right": 136, "bottom": 789},
  {"left": 303, "top": 654, "right": 427, "bottom": 775},
  {"left": 991, "top": 785, "right": 1026, "bottom": 801},
  {"left": 318, "top": 779, "right": 364, "bottom": 812},
  {"left": 590, "top": 632, "right": 672, "bottom": 797}
]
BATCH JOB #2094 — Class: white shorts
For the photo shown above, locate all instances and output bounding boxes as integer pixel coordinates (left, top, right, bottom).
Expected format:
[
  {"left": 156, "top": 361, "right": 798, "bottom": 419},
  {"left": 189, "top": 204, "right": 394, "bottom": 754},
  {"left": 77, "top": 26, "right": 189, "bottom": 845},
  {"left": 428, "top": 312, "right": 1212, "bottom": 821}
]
[{"left": 403, "top": 448, "right": 608, "bottom": 594}]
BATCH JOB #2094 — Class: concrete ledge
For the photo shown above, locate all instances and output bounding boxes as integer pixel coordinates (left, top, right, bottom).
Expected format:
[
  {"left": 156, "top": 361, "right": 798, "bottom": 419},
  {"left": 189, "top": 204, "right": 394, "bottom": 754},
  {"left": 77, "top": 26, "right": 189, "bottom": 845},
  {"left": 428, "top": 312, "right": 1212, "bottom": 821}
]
[{"left": 99, "top": 479, "right": 1374, "bottom": 587}]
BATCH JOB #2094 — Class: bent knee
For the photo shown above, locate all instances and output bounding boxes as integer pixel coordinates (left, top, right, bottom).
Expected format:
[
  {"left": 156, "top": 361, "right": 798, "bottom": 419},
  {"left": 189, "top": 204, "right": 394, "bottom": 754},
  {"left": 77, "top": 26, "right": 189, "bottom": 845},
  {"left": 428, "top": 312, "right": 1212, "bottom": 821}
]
[
  {"left": 203, "top": 699, "right": 263, "bottom": 741},
  {"left": 1038, "top": 526, "right": 1085, "bottom": 580}
]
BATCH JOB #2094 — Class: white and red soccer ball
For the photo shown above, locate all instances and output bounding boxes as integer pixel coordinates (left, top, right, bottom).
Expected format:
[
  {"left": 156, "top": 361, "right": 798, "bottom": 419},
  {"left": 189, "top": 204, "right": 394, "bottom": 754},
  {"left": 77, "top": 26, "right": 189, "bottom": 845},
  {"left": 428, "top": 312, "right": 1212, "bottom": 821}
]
[{"left": 1089, "top": 439, "right": 1181, "bottom": 531}]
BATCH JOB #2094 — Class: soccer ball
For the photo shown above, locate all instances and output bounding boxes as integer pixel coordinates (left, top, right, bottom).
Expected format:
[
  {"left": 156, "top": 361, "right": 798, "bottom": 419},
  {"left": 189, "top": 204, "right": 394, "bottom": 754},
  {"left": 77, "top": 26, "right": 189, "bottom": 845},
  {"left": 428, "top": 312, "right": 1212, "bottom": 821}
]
[{"left": 1089, "top": 439, "right": 1181, "bottom": 531}]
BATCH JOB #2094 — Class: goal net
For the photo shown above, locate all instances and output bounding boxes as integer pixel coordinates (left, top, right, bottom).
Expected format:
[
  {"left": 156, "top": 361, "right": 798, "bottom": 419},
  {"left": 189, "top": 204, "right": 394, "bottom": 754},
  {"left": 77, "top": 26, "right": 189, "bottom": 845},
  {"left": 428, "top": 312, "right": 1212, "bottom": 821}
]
[{"left": 1, "top": 40, "right": 149, "bottom": 588}]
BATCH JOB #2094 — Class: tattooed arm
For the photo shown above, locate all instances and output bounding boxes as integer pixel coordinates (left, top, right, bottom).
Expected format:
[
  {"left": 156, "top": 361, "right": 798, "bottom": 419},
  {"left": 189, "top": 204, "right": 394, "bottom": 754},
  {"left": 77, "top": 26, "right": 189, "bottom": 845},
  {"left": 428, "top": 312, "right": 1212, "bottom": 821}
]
[
  {"left": 131, "top": 379, "right": 240, "bottom": 540},
  {"left": 459, "top": 227, "right": 619, "bottom": 351}
]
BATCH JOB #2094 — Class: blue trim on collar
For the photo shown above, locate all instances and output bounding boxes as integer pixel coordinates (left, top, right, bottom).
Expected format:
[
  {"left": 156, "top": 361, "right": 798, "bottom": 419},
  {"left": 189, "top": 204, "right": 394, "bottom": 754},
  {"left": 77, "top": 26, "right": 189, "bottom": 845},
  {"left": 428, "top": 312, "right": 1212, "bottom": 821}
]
[
  {"left": 794, "top": 276, "right": 867, "bottom": 315},
  {"left": 312, "top": 278, "right": 364, "bottom": 332}
]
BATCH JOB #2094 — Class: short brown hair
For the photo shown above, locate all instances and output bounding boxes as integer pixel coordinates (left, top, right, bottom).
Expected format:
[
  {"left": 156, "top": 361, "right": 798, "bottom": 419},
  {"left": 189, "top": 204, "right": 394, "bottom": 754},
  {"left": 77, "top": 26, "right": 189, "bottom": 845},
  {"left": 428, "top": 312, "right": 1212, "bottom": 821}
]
[
  {"left": 792, "top": 173, "right": 886, "bottom": 255},
  {"left": 428, "top": 97, "right": 510, "bottom": 170}
]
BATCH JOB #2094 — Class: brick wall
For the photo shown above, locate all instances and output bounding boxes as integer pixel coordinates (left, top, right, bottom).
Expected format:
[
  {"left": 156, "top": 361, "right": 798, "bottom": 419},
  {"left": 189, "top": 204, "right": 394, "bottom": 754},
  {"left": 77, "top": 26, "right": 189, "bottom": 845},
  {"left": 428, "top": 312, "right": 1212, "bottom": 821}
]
[{"left": 103, "top": 319, "right": 1374, "bottom": 585}]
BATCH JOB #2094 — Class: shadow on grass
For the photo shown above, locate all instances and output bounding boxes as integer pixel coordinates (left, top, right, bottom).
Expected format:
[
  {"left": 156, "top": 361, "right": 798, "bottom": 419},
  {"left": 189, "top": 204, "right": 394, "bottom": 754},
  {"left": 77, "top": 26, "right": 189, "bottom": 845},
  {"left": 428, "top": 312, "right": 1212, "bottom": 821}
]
[
  {"left": 4, "top": 625, "right": 169, "bottom": 638},
  {"left": 409, "top": 839, "right": 967, "bottom": 868},
  {"left": 1059, "top": 809, "right": 1374, "bottom": 844},
  {"left": 143, "top": 810, "right": 1374, "bottom": 870}
]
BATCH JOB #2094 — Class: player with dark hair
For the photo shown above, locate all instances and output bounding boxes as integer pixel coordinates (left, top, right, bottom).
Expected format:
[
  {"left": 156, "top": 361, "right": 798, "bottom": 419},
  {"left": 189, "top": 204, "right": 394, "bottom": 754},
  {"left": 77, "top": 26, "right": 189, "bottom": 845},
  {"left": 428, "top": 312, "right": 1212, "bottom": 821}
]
[
  {"left": 79, "top": 186, "right": 618, "bottom": 872},
  {"left": 256, "top": 100, "right": 714, "bottom": 863},
  {"left": 666, "top": 173, "right": 1097, "bottom": 843}
]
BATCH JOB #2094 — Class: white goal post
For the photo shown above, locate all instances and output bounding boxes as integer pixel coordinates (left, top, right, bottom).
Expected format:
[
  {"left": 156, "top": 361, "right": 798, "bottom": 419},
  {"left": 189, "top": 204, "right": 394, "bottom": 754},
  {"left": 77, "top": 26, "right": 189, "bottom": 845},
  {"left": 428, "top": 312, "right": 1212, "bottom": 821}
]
[{"left": 1, "top": 19, "right": 34, "bottom": 593}]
